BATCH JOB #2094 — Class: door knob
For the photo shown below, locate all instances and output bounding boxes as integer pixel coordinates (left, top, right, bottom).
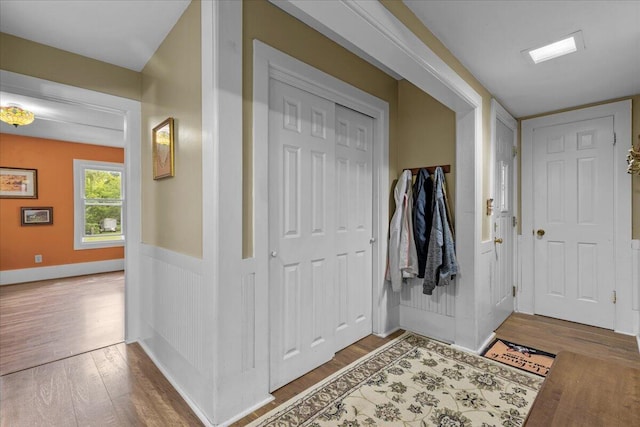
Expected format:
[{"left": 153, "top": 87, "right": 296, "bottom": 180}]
[
  {"left": 536, "top": 229, "right": 546, "bottom": 237},
  {"left": 494, "top": 237, "right": 503, "bottom": 244},
  {"left": 270, "top": 251, "right": 278, "bottom": 257}
]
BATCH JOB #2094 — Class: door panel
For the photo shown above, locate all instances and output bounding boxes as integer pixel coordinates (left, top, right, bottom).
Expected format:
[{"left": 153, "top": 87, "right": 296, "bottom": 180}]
[
  {"left": 492, "top": 118, "right": 515, "bottom": 327},
  {"left": 533, "top": 116, "right": 615, "bottom": 329},
  {"left": 269, "top": 80, "right": 336, "bottom": 391},
  {"left": 333, "top": 105, "right": 373, "bottom": 351}
]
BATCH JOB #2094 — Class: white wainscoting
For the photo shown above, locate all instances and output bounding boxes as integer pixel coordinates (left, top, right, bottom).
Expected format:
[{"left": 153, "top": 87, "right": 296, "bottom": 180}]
[
  {"left": 0, "top": 259, "right": 124, "bottom": 286},
  {"left": 399, "top": 278, "right": 456, "bottom": 343},
  {"left": 138, "top": 244, "right": 214, "bottom": 426}
]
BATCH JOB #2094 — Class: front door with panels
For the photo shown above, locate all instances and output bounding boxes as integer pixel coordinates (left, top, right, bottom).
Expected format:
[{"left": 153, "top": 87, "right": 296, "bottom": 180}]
[
  {"left": 532, "top": 116, "right": 615, "bottom": 329},
  {"left": 492, "top": 118, "right": 515, "bottom": 327},
  {"left": 268, "top": 79, "right": 373, "bottom": 391}
]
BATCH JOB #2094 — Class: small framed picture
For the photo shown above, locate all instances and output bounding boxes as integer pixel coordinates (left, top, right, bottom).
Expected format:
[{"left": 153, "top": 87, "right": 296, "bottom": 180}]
[
  {"left": 21, "top": 207, "right": 53, "bottom": 226},
  {"left": 0, "top": 167, "right": 38, "bottom": 198},
  {"left": 152, "top": 117, "right": 175, "bottom": 180}
]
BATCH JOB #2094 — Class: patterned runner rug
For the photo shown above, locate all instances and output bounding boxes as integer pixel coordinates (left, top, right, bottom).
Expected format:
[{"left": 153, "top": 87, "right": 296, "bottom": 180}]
[
  {"left": 481, "top": 339, "right": 556, "bottom": 377},
  {"left": 249, "top": 332, "right": 543, "bottom": 427}
]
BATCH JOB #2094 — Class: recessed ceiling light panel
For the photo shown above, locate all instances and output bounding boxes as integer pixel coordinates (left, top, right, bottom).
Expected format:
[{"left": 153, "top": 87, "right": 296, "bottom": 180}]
[{"left": 523, "top": 31, "right": 585, "bottom": 64}]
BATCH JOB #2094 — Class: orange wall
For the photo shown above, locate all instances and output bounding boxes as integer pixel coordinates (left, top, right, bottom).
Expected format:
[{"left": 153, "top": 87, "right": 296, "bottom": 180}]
[{"left": 0, "top": 134, "right": 124, "bottom": 271}]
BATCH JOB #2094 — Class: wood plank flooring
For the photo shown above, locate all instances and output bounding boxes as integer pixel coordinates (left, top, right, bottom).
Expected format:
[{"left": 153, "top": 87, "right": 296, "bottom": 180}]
[
  {"left": 495, "top": 312, "right": 640, "bottom": 368},
  {"left": 0, "top": 342, "right": 203, "bottom": 426},
  {"left": 0, "top": 271, "right": 124, "bottom": 375}
]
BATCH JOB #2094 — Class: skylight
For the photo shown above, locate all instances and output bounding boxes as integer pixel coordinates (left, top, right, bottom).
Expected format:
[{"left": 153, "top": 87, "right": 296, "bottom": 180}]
[{"left": 524, "top": 31, "right": 584, "bottom": 64}]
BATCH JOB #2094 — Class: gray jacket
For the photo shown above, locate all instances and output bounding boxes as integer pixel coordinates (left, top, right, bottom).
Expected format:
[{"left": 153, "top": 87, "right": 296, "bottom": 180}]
[{"left": 423, "top": 167, "right": 458, "bottom": 295}]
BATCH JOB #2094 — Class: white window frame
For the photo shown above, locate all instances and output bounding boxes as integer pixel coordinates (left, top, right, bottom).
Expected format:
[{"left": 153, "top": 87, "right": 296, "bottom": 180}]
[{"left": 73, "top": 159, "right": 125, "bottom": 250}]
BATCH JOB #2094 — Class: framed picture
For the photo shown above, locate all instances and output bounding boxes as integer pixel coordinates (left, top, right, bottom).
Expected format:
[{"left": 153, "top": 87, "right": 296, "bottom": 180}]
[
  {"left": 152, "top": 117, "right": 175, "bottom": 180},
  {"left": 0, "top": 167, "right": 38, "bottom": 198},
  {"left": 21, "top": 207, "right": 53, "bottom": 226}
]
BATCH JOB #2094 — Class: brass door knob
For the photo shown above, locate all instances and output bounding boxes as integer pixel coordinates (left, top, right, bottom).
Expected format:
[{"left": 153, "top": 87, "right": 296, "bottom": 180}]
[
  {"left": 536, "top": 229, "right": 546, "bottom": 237},
  {"left": 494, "top": 237, "right": 503, "bottom": 244}
]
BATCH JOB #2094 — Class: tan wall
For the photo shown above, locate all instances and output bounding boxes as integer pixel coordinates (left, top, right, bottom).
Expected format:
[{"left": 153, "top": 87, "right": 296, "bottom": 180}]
[
  {"left": 243, "top": 0, "right": 399, "bottom": 257},
  {"left": 141, "top": 0, "right": 202, "bottom": 257},
  {"left": 397, "top": 80, "right": 456, "bottom": 219},
  {"left": 381, "top": 1, "right": 494, "bottom": 241},
  {"left": 0, "top": 33, "right": 141, "bottom": 100},
  {"left": 520, "top": 95, "right": 640, "bottom": 239}
]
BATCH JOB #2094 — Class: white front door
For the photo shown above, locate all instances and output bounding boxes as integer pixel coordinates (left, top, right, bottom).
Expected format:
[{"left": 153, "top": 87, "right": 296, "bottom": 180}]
[
  {"left": 268, "top": 80, "right": 373, "bottom": 391},
  {"left": 532, "top": 116, "right": 615, "bottom": 329},
  {"left": 492, "top": 118, "right": 515, "bottom": 326}
]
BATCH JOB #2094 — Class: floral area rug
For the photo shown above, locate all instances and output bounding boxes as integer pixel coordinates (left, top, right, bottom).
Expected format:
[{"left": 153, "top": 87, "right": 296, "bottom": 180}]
[{"left": 248, "top": 332, "right": 543, "bottom": 427}]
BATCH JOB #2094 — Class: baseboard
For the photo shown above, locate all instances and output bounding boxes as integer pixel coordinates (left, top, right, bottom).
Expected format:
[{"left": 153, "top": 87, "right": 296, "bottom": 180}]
[
  {"left": 137, "top": 340, "right": 214, "bottom": 427},
  {"left": 374, "top": 326, "right": 402, "bottom": 339},
  {"left": 0, "top": 259, "right": 124, "bottom": 285},
  {"left": 451, "top": 332, "right": 496, "bottom": 355},
  {"left": 636, "top": 335, "right": 640, "bottom": 354},
  {"left": 219, "top": 395, "right": 276, "bottom": 427}
]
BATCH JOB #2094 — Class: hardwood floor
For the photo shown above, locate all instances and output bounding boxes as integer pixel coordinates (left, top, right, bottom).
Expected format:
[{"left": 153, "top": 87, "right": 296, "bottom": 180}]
[
  {"left": 495, "top": 312, "right": 640, "bottom": 368},
  {"left": 0, "top": 342, "right": 202, "bottom": 426},
  {"left": 0, "top": 271, "right": 124, "bottom": 375},
  {"left": 2, "top": 280, "right": 638, "bottom": 427}
]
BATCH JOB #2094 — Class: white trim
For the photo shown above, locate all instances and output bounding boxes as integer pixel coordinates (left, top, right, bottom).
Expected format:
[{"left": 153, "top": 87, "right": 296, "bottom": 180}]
[
  {"left": 451, "top": 331, "right": 496, "bottom": 355},
  {"left": 140, "top": 243, "right": 203, "bottom": 274},
  {"left": 373, "top": 326, "right": 402, "bottom": 339},
  {"left": 73, "top": 159, "right": 125, "bottom": 250},
  {"left": 521, "top": 100, "right": 634, "bottom": 334},
  {"left": 0, "top": 259, "right": 124, "bottom": 286},
  {"left": 253, "top": 40, "right": 390, "bottom": 338},
  {"left": 137, "top": 340, "right": 214, "bottom": 427},
  {"left": 218, "top": 396, "right": 276, "bottom": 427},
  {"left": 0, "top": 70, "right": 142, "bottom": 342}
]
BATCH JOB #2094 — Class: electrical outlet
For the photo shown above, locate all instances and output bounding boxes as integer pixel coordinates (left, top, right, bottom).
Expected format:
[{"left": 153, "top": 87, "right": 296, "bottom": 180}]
[{"left": 35, "top": 254, "right": 42, "bottom": 263}]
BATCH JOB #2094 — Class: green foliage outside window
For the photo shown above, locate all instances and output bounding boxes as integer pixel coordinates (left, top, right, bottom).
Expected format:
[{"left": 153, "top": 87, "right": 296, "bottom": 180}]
[{"left": 84, "top": 169, "right": 123, "bottom": 236}]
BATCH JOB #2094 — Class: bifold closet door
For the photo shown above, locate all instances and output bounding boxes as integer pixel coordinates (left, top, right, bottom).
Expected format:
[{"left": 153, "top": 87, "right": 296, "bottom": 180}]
[{"left": 268, "top": 80, "right": 374, "bottom": 391}]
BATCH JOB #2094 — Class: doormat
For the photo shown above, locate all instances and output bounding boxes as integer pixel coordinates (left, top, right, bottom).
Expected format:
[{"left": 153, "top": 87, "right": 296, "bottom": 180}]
[{"left": 481, "top": 338, "right": 556, "bottom": 377}]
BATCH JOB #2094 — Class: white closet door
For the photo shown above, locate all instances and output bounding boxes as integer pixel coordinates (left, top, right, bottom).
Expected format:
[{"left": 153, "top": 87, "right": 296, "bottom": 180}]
[
  {"left": 268, "top": 80, "right": 336, "bottom": 391},
  {"left": 333, "top": 105, "right": 374, "bottom": 351},
  {"left": 533, "top": 116, "right": 615, "bottom": 329}
]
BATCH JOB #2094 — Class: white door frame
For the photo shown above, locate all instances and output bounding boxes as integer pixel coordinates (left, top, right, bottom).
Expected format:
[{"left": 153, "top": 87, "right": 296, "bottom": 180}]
[
  {"left": 489, "top": 99, "right": 518, "bottom": 316},
  {"left": 253, "top": 40, "right": 390, "bottom": 349},
  {"left": 271, "top": 0, "right": 484, "bottom": 353},
  {"left": 0, "top": 70, "right": 142, "bottom": 341},
  {"left": 520, "top": 100, "right": 635, "bottom": 335}
]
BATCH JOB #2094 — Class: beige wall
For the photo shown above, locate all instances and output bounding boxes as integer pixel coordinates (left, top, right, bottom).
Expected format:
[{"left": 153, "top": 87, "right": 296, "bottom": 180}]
[
  {"left": 141, "top": 0, "right": 202, "bottom": 257},
  {"left": 0, "top": 33, "right": 141, "bottom": 100},
  {"left": 243, "top": 0, "right": 400, "bottom": 257},
  {"left": 397, "top": 80, "right": 456, "bottom": 219},
  {"left": 520, "top": 95, "right": 640, "bottom": 239},
  {"left": 380, "top": 1, "right": 494, "bottom": 240}
]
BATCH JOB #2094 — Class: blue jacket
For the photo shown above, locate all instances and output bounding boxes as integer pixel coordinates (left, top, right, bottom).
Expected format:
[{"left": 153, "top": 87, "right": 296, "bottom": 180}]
[{"left": 412, "top": 168, "right": 433, "bottom": 279}]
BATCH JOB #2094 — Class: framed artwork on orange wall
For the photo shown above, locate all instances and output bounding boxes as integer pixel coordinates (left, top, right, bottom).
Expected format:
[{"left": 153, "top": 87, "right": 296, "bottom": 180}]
[
  {"left": 0, "top": 167, "right": 38, "bottom": 198},
  {"left": 152, "top": 118, "right": 175, "bottom": 180}
]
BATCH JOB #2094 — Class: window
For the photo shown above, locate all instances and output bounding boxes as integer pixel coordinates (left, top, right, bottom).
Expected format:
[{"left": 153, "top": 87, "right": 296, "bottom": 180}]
[{"left": 74, "top": 160, "right": 125, "bottom": 249}]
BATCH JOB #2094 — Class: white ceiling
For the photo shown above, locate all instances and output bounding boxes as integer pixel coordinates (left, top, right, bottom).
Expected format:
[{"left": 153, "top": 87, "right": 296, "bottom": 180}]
[
  {"left": 1, "top": 1, "right": 638, "bottom": 120},
  {"left": 404, "top": 0, "right": 640, "bottom": 118},
  {"left": 0, "top": 0, "right": 190, "bottom": 72}
]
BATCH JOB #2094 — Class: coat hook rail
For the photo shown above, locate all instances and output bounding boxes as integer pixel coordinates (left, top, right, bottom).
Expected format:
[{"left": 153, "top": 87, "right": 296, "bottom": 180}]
[{"left": 406, "top": 165, "right": 451, "bottom": 175}]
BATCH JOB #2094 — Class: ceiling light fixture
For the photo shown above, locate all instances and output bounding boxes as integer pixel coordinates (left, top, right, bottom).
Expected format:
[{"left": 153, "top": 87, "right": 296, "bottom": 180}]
[
  {"left": 523, "top": 31, "right": 584, "bottom": 64},
  {"left": 0, "top": 105, "right": 35, "bottom": 127}
]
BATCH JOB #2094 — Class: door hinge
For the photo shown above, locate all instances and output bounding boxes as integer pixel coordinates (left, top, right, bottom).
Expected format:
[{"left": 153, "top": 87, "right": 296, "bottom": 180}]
[
  {"left": 612, "top": 291, "right": 617, "bottom": 304},
  {"left": 512, "top": 216, "right": 517, "bottom": 227},
  {"left": 512, "top": 146, "right": 518, "bottom": 157},
  {"left": 613, "top": 133, "right": 617, "bottom": 145},
  {"left": 513, "top": 286, "right": 517, "bottom": 297}
]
